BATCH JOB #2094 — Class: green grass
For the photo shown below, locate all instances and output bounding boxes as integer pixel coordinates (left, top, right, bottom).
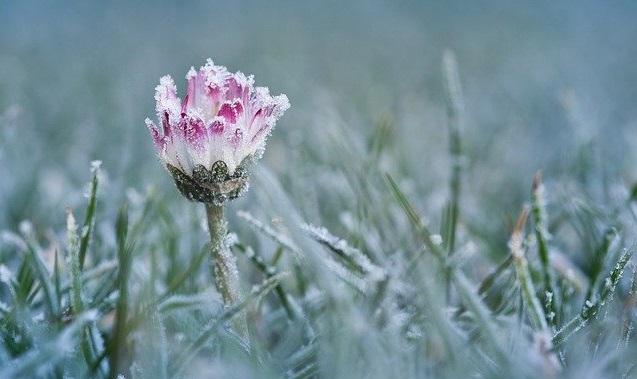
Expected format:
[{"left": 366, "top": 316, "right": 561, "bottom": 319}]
[{"left": 2, "top": 52, "right": 636, "bottom": 377}]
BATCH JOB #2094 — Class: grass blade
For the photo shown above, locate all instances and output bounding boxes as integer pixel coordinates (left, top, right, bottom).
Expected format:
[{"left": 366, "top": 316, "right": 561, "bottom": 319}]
[
  {"left": 21, "top": 231, "right": 59, "bottom": 321},
  {"left": 553, "top": 248, "right": 633, "bottom": 347},
  {"left": 510, "top": 206, "right": 548, "bottom": 332},
  {"left": 530, "top": 172, "right": 559, "bottom": 329},
  {"left": 66, "top": 209, "right": 96, "bottom": 369},
  {"left": 442, "top": 49, "right": 465, "bottom": 257},
  {"left": 171, "top": 272, "right": 288, "bottom": 375},
  {"left": 301, "top": 223, "right": 386, "bottom": 283},
  {"left": 384, "top": 173, "right": 507, "bottom": 360},
  {"left": 584, "top": 227, "right": 620, "bottom": 303},
  {"left": 109, "top": 203, "right": 134, "bottom": 379},
  {"left": 79, "top": 160, "right": 101, "bottom": 270},
  {"left": 3, "top": 311, "right": 98, "bottom": 378},
  {"left": 237, "top": 210, "right": 301, "bottom": 256},
  {"left": 232, "top": 242, "right": 295, "bottom": 319},
  {"left": 383, "top": 174, "right": 445, "bottom": 262}
]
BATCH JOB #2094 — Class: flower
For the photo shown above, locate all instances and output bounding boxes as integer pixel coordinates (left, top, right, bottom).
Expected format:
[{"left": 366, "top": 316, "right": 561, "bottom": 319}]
[{"left": 146, "top": 59, "right": 290, "bottom": 205}]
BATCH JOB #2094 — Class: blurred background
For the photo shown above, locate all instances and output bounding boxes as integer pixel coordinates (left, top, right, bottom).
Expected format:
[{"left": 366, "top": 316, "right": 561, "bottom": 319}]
[{"left": 1, "top": 0, "right": 636, "bottom": 235}]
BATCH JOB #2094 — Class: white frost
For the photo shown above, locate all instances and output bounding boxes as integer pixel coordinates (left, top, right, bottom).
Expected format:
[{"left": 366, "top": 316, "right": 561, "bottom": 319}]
[
  {"left": 430, "top": 234, "right": 443, "bottom": 246},
  {"left": 0, "top": 264, "right": 13, "bottom": 284}
]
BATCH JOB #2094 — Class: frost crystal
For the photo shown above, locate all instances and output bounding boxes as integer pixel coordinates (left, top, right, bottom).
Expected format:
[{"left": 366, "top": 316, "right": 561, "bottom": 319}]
[
  {"left": 146, "top": 59, "right": 290, "bottom": 205},
  {"left": 19, "top": 220, "right": 33, "bottom": 236},
  {"left": 0, "top": 264, "right": 13, "bottom": 284},
  {"left": 90, "top": 160, "right": 102, "bottom": 172},
  {"left": 224, "top": 232, "right": 239, "bottom": 247}
]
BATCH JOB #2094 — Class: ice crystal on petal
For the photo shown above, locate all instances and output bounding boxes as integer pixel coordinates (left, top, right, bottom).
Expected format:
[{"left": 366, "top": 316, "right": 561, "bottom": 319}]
[{"left": 145, "top": 59, "right": 289, "bottom": 204}]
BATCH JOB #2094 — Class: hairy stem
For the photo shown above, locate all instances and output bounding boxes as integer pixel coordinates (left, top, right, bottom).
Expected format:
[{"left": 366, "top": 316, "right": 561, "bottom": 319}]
[{"left": 205, "top": 203, "right": 247, "bottom": 339}]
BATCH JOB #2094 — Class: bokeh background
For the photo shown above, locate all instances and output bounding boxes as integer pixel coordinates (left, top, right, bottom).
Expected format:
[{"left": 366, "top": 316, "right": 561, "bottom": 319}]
[{"left": 1, "top": 0, "right": 636, "bottom": 235}]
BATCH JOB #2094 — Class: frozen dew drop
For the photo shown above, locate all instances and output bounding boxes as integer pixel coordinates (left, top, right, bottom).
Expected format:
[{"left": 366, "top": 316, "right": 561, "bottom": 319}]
[
  {"left": 90, "top": 159, "right": 102, "bottom": 173},
  {"left": 19, "top": 220, "right": 33, "bottom": 236},
  {"left": 431, "top": 234, "right": 443, "bottom": 246}
]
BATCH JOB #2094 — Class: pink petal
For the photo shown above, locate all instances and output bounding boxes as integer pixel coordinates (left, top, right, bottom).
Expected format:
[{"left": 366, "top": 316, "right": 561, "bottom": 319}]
[
  {"left": 154, "top": 75, "right": 180, "bottom": 115},
  {"left": 248, "top": 94, "right": 289, "bottom": 141},
  {"left": 224, "top": 73, "right": 252, "bottom": 103},
  {"left": 181, "top": 94, "right": 189, "bottom": 115},
  {"left": 251, "top": 108, "right": 263, "bottom": 125},
  {"left": 207, "top": 86, "right": 223, "bottom": 104},
  {"left": 179, "top": 116, "right": 208, "bottom": 150},
  {"left": 202, "top": 60, "right": 229, "bottom": 103},
  {"left": 229, "top": 128, "right": 244, "bottom": 145},
  {"left": 184, "top": 69, "right": 206, "bottom": 113},
  {"left": 209, "top": 118, "right": 225, "bottom": 135},
  {"left": 225, "top": 77, "right": 242, "bottom": 100},
  {"left": 161, "top": 111, "right": 171, "bottom": 137},
  {"left": 145, "top": 118, "right": 165, "bottom": 150},
  {"left": 234, "top": 101, "right": 244, "bottom": 116},
  {"left": 250, "top": 121, "right": 274, "bottom": 144},
  {"left": 218, "top": 102, "right": 236, "bottom": 123},
  {"left": 248, "top": 106, "right": 272, "bottom": 134},
  {"left": 217, "top": 100, "right": 244, "bottom": 124}
]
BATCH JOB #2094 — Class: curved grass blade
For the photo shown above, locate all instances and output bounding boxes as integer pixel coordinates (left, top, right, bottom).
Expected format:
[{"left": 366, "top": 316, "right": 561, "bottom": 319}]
[
  {"left": 553, "top": 248, "right": 633, "bottom": 347},
  {"left": 79, "top": 161, "right": 101, "bottom": 270}
]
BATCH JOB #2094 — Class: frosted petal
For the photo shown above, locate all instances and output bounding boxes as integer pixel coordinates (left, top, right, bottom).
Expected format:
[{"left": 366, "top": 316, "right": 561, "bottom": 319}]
[{"left": 145, "top": 58, "right": 289, "bottom": 201}]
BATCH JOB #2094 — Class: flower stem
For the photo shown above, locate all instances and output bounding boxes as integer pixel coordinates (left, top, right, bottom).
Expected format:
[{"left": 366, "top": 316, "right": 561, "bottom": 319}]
[{"left": 205, "top": 203, "right": 247, "bottom": 339}]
